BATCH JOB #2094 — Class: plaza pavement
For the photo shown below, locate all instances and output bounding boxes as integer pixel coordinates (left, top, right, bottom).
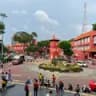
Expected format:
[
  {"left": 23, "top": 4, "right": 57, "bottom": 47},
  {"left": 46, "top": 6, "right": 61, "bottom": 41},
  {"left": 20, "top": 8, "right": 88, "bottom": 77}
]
[
  {"left": 0, "top": 60, "right": 96, "bottom": 96},
  {"left": 0, "top": 81, "right": 95, "bottom": 96},
  {"left": 1, "top": 61, "right": 96, "bottom": 88}
]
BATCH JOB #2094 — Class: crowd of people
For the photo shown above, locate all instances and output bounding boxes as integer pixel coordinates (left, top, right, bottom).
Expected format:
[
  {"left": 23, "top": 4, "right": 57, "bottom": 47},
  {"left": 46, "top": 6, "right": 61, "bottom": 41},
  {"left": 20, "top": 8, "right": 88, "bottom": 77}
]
[
  {"left": 24, "top": 73, "right": 91, "bottom": 96},
  {"left": 0, "top": 69, "right": 92, "bottom": 96},
  {"left": 1, "top": 69, "right": 12, "bottom": 91}
]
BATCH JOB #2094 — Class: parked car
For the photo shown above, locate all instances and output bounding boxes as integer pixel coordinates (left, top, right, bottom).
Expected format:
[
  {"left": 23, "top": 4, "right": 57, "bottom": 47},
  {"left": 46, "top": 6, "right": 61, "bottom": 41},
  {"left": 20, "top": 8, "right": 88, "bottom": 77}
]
[
  {"left": 12, "top": 55, "right": 25, "bottom": 65},
  {"left": 25, "top": 56, "right": 33, "bottom": 62},
  {"left": 77, "top": 61, "right": 88, "bottom": 67}
]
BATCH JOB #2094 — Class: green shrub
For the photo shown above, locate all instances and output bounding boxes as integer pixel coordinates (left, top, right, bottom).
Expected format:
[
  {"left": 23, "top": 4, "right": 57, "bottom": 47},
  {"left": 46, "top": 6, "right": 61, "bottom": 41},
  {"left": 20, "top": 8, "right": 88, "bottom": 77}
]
[
  {"left": 60, "top": 67, "right": 70, "bottom": 72},
  {"left": 39, "top": 63, "right": 83, "bottom": 73},
  {"left": 70, "top": 66, "right": 83, "bottom": 72},
  {"left": 52, "top": 59, "right": 58, "bottom": 66}
]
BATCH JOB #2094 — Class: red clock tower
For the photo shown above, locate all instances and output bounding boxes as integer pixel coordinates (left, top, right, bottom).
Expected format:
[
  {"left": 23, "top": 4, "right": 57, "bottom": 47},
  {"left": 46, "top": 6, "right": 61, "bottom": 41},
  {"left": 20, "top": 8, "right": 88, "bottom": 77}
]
[{"left": 49, "top": 35, "right": 61, "bottom": 59}]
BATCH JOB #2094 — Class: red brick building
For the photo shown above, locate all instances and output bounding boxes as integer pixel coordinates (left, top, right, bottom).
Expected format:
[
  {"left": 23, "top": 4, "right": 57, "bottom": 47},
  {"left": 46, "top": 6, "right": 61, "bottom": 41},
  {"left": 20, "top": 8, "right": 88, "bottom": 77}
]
[
  {"left": 7, "top": 43, "right": 28, "bottom": 54},
  {"left": 71, "top": 30, "right": 96, "bottom": 60},
  {"left": 7, "top": 39, "right": 38, "bottom": 54}
]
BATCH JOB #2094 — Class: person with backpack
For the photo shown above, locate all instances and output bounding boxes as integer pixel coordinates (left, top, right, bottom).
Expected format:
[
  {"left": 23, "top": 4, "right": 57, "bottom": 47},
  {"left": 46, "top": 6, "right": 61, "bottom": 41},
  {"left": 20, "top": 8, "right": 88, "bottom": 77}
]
[{"left": 33, "top": 79, "right": 39, "bottom": 96}]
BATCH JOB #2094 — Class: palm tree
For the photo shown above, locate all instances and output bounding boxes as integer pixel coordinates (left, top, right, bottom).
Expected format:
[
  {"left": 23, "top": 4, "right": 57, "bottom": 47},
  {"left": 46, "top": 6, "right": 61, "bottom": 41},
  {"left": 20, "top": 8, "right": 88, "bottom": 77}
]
[
  {"left": 0, "top": 21, "right": 5, "bottom": 34},
  {"left": 13, "top": 31, "right": 32, "bottom": 44},
  {"left": 0, "top": 13, "right": 7, "bottom": 21},
  {"left": 0, "top": 13, "right": 7, "bottom": 59},
  {"left": 31, "top": 32, "right": 37, "bottom": 40},
  {"left": 31, "top": 32, "right": 37, "bottom": 38},
  {"left": 13, "top": 31, "right": 32, "bottom": 52}
]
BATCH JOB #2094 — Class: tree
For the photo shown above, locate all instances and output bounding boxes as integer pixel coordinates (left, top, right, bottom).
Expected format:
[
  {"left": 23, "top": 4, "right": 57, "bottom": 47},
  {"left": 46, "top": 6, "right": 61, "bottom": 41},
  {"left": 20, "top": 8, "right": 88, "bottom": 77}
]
[
  {"left": 26, "top": 44, "right": 38, "bottom": 54},
  {"left": 0, "top": 13, "right": 7, "bottom": 20},
  {"left": 0, "top": 13, "right": 7, "bottom": 32},
  {"left": 0, "top": 13, "right": 7, "bottom": 62},
  {"left": 31, "top": 32, "right": 37, "bottom": 39},
  {"left": 3, "top": 45, "right": 9, "bottom": 53},
  {"left": 12, "top": 32, "right": 32, "bottom": 44},
  {"left": 38, "top": 40, "right": 49, "bottom": 56},
  {"left": 92, "top": 23, "right": 96, "bottom": 30},
  {"left": 0, "top": 21, "right": 5, "bottom": 33},
  {"left": 38, "top": 40, "right": 50, "bottom": 48},
  {"left": 59, "top": 40, "right": 73, "bottom": 56}
]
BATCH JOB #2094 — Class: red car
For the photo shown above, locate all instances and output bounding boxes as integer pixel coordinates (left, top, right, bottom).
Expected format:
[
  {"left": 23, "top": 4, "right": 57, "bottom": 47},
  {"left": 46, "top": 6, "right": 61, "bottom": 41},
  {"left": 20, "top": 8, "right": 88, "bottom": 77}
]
[{"left": 89, "top": 80, "right": 96, "bottom": 91}]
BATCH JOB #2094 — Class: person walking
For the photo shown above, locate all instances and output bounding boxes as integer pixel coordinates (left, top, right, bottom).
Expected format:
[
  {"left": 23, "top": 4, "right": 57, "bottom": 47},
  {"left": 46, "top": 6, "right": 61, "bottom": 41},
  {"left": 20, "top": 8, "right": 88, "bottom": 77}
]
[
  {"left": 8, "top": 69, "right": 12, "bottom": 82},
  {"left": 33, "top": 79, "right": 39, "bottom": 96},
  {"left": 38, "top": 73, "right": 43, "bottom": 85},
  {"left": 1, "top": 72, "right": 5, "bottom": 80},
  {"left": 56, "top": 83, "right": 59, "bottom": 96},
  {"left": 59, "top": 80, "right": 64, "bottom": 96},
  {"left": 75, "top": 84, "right": 80, "bottom": 93},
  {"left": 24, "top": 82, "right": 30, "bottom": 96},
  {"left": 2, "top": 72, "right": 8, "bottom": 89},
  {"left": 68, "top": 83, "right": 73, "bottom": 91},
  {"left": 5, "top": 72, "right": 9, "bottom": 81},
  {"left": 38, "top": 73, "right": 42, "bottom": 82},
  {"left": 52, "top": 74, "right": 56, "bottom": 87},
  {"left": 1, "top": 78, "right": 7, "bottom": 91}
]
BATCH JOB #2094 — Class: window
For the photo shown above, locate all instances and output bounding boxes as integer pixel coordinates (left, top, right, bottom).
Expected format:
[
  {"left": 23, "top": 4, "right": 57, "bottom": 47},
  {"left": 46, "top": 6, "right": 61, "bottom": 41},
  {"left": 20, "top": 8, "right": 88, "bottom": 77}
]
[
  {"left": 93, "top": 36, "right": 96, "bottom": 44},
  {"left": 81, "top": 39, "right": 84, "bottom": 44},
  {"left": 87, "top": 37, "right": 90, "bottom": 42}
]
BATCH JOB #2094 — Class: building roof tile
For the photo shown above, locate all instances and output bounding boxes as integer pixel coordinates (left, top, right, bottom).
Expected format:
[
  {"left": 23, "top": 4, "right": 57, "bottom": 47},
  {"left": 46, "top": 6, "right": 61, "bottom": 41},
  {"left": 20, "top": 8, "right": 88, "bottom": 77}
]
[{"left": 74, "top": 30, "right": 96, "bottom": 40}]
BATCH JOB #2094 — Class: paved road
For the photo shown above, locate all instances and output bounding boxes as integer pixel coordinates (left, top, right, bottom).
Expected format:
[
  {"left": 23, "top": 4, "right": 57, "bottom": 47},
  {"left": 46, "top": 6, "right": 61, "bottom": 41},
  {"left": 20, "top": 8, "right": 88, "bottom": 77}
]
[
  {"left": 0, "top": 84, "right": 74, "bottom": 96},
  {"left": 1, "top": 61, "right": 96, "bottom": 89}
]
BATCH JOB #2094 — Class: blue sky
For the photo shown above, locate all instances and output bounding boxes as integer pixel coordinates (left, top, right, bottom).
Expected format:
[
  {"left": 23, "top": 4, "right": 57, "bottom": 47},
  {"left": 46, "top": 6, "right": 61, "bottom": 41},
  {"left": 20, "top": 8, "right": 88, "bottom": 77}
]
[{"left": 0, "top": 0, "right": 96, "bottom": 45}]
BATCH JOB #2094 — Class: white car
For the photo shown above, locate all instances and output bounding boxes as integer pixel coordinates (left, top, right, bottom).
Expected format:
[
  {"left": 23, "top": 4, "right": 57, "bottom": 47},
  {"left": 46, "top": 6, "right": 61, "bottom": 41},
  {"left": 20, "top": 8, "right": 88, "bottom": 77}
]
[
  {"left": 77, "top": 61, "right": 88, "bottom": 67},
  {"left": 25, "top": 56, "right": 33, "bottom": 62}
]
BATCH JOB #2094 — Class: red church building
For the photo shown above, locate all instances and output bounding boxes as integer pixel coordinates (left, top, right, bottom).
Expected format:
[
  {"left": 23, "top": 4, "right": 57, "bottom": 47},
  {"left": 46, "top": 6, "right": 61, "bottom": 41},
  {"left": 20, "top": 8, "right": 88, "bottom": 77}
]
[{"left": 71, "top": 30, "right": 96, "bottom": 60}]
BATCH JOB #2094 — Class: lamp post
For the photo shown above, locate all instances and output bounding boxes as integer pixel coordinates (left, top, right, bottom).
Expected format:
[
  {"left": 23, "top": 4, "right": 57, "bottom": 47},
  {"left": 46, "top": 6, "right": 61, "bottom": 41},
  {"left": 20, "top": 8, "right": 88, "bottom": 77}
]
[
  {"left": 0, "top": 13, "right": 7, "bottom": 63},
  {"left": 0, "top": 30, "right": 4, "bottom": 63}
]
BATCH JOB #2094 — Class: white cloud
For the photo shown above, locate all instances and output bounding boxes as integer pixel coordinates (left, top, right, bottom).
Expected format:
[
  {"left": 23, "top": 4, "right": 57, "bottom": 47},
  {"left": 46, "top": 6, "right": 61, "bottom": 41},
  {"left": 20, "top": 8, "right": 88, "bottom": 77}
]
[
  {"left": 34, "top": 10, "right": 59, "bottom": 36},
  {"left": 34, "top": 10, "right": 59, "bottom": 26},
  {"left": 11, "top": 10, "right": 27, "bottom": 15}
]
